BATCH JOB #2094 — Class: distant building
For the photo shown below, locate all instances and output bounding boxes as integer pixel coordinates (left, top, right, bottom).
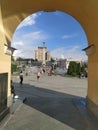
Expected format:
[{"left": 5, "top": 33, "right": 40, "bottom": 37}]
[
  {"left": 57, "top": 59, "right": 67, "bottom": 69},
  {"left": 66, "top": 58, "right": 84, "bottom": 69},
  {"left": 46, "top": 51, "right": 51, "bottom": 61},
  {"left": 34, "top": 42, "right": 51, "bottom": 64},
  {"left": 56, "top": 57, "right": 86, "bottom": 70}
]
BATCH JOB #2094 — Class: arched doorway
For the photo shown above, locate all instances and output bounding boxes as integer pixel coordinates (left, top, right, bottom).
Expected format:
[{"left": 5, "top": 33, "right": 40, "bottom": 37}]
[{"left": 0, "top": 0, "right": 98, "bottom": 119}]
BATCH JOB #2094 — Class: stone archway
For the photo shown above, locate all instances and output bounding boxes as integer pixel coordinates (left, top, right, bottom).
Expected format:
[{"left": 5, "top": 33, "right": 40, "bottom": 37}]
[{"left": 0, "top": 0, "right": 98, "bottom": 119}]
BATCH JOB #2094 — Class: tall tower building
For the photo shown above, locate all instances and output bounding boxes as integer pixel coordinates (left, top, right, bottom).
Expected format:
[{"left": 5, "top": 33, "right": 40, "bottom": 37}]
[
  {"left": 38, "top": 46, "right": 47, "bottom": 64},
  {"left": 34, "top": 42, "right": 51, "bottom": 65},
  {"left": 46, "top": 51, "right": 51, "bottom": 61}
]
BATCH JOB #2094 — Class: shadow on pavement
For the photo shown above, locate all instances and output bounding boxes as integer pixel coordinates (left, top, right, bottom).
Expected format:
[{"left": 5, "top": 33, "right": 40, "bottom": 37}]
[{"left": 14, "top": 82, "right": 89, "bottom": 130}]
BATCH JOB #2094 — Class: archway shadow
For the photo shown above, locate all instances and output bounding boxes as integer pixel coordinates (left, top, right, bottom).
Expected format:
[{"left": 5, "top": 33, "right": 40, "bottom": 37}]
[{"left": 13, "top": 82, "right": 87, "bottom": 130}]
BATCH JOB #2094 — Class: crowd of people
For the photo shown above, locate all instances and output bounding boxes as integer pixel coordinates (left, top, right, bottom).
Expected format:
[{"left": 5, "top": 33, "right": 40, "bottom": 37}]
[{"left": 37, "top": 66, "right": 55, "bottom": 80}]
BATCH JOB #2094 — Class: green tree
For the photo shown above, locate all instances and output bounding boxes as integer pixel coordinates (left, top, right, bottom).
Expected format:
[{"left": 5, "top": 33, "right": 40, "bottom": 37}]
[
  {"left": 11, "top": 63, "right": 18, "bottom": 74},
  {"left": 67, "top": 60, "right": 88, "bottom": 77},
  {"left": 76, "top": 63, "right": 81, "bottom": 75},
  {"left": 81, "top": 64, "right": 86, "bottom": 73},
  {"left": 67, "top": 61, "right": 80, "bottom": 76},
  {"left": 80, "top": 64, "right": 87, "bottom": 77}
]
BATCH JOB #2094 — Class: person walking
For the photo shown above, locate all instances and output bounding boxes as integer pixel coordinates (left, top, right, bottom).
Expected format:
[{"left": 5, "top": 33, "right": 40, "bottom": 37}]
[
  {"left": 37, "top": 71, "right": 41, "bottom": 80},
  {"left": 11, "top": 80, "right": 16, "bottom": 98},
  {"left": 19, "top": 71, "right": 23, "bottom": 85}
]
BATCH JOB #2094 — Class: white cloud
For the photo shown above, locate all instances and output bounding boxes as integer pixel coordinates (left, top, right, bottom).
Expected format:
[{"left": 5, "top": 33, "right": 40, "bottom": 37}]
[
  {"left": 12, "top": 30, "right": 49, "bottom": 53},
  {"left": 23, "top": 31, "right": 48, "bottom": 41},
  {"left": 17, "top": 13, "right": 39, "bottom": 29},
  {"left": 51, "top": 46, "right": 87, "bottom": 61},
  {"left": 12, "top": 30, "right": 49, "bottom": 58},
  {"left": 12, "top": 29, "right": 49, "bottom": 59},
  {"left": 12, "top": 41, "right": 38, "bottom": 58},
  {"left": 13, "top": 49, "right": 35, "bottom": 59},
  {"left": 12, "top": 41, "right": 24, "bottom": 49},
  {"left": 62, "top": 33, "right": 78, "bottom": 39},
  {"left": 12, "top": 30, "right": 49, "bottom": 45},
  {"left": 13, "top": 46, "right": 37, "bottom": 59}
]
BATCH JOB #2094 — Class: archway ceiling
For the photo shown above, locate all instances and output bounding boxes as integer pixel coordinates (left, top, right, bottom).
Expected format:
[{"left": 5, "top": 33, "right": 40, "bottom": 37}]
[{"left": 0, "top": 0, "right": 98, "bottom": 44}]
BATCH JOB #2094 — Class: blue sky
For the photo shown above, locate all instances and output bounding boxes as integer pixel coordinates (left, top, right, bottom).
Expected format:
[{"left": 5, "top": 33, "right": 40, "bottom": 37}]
[{"left": 12, "top": 11, "right": 88, "bottom": 61}]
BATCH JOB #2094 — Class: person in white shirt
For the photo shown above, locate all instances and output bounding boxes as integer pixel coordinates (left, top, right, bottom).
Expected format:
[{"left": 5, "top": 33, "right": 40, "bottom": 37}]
[{"left": 20, "top": 71, "right": 23, "bottom": 84}]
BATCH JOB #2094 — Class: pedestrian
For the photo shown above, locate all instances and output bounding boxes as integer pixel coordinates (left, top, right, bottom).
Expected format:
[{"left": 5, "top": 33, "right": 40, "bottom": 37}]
[
  {"left": 37, "top": 71, "right": 41, "bottom": 80},
  {"left": 19, "top": 71, "right": 23, "bottom": 85},
  {"left": 11, "top": 80, "right": 16, "bottom": 98},
  {"left": 43, "top": 68, "right": 45, "bottom": 73}
]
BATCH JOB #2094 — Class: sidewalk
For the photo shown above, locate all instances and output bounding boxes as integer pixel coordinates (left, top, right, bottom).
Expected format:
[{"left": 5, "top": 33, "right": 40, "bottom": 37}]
[{"left": 0, "top": 74, "right": 98, "bottom": 130}]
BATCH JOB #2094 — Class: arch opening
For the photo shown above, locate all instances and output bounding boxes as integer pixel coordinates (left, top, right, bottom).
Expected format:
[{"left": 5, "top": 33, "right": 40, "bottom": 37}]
[{"left": 11, "top": 11, "right": 88, "bottom": 99}]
